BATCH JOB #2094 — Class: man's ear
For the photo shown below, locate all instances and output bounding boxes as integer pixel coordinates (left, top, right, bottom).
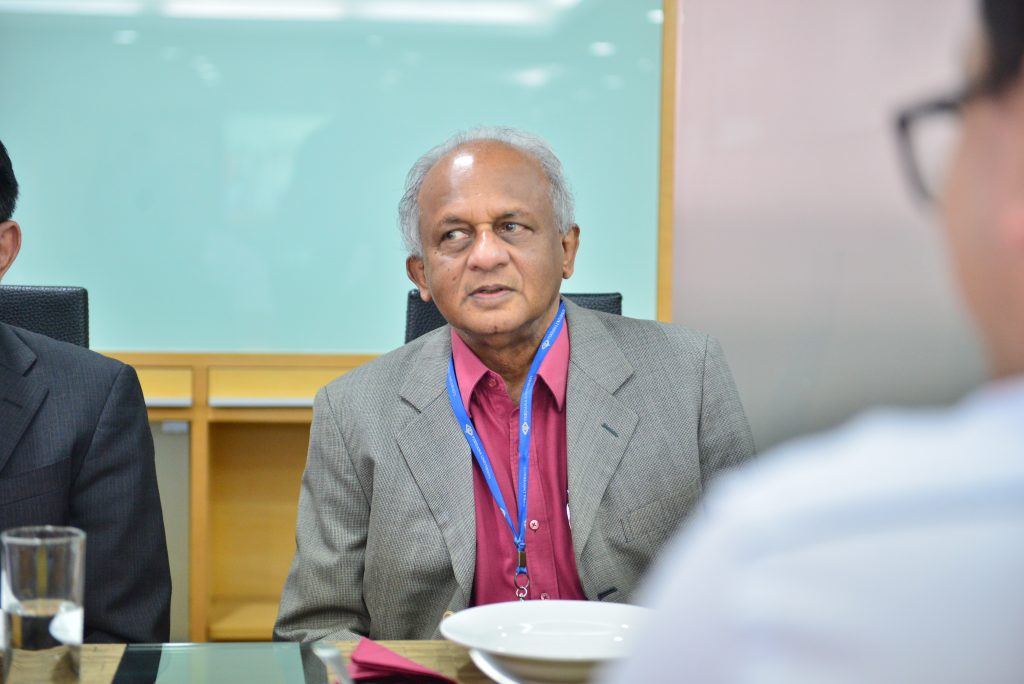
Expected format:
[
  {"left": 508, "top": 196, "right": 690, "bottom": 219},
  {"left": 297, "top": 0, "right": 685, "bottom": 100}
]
[
  {"left": 561, "top": 224, "right": 580, "bottom": 279},
  {"left": 0, "top": 220, "right": 22, "bottom": 281},
  {"left": 406, "top": 255, "right": 432, "bottom": 302}
]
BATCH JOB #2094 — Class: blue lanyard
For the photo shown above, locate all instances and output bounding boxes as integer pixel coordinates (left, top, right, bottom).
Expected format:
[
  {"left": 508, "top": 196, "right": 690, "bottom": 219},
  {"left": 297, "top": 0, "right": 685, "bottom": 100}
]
[{"left": 446, "top": 301, "right": 566, "bottom": 599}]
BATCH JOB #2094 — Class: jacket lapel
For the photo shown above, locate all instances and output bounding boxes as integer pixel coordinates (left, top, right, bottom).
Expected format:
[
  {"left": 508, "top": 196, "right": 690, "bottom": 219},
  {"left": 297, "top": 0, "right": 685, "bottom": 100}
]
[
  {"left": 562, "top": 301, "right": 639, "bottom": 564},
  {"left": 390, "top": 301, "right": 641, "bottom": 597},
  {"left": 395, "top": 328, "right": 477, "bottom": 600},
  {"left": 0, "top": 323, "right": 47, "bottom": 476}
]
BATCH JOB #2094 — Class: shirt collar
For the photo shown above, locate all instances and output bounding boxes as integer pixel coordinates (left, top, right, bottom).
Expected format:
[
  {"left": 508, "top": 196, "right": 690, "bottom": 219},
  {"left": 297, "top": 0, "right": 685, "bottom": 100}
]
[{"left": 450, "top": 314, "right": 570, "bottom": 412}]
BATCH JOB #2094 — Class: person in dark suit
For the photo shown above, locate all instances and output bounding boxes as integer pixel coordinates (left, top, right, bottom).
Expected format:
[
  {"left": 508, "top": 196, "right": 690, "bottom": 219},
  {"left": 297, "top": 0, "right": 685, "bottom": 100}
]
[{"left": 0, "top": 140, "right": 170, "bottom": 643}]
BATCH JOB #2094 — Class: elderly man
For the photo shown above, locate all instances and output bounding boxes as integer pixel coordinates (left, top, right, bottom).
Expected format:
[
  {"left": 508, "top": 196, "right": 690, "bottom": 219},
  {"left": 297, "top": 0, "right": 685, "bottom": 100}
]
[
  {"left": 604, "top": 1, "right": 1024, "bottom": 682},
  {"left": 274, "top": 127, "right": 754, "bottom": 641},
  {"left": 0, "top": 140, "right": 171, "bottom": 643}
]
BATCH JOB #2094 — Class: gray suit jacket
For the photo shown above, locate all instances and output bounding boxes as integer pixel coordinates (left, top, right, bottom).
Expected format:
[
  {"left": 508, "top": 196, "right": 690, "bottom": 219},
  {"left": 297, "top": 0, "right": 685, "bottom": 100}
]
[
  {"left": 274, "top": 301, "right": 754, "bottom": 641},
  {"left": 0, "top": 322, "right": 171, "bottom": 643}
]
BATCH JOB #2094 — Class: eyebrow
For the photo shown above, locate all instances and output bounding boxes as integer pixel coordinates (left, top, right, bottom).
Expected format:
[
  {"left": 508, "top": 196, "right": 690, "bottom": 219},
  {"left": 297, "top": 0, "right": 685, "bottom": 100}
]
[{"left": 437, "top": 210, "right": 529, "bottom": 226}]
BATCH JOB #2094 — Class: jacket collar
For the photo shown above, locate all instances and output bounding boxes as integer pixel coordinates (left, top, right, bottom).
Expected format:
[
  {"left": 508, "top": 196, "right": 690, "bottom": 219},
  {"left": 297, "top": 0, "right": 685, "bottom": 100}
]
[
  {"left": 0, "top": 322, "right": 37, "bottom": 376},
  {"left": 398, "top": 324, "right": 452, "bottom": 412},
  {"left": 397, "top": 297, "right": 633, "bottom": 407},
  {"left": 561, "top": 298, "right": 633, "bottom": 395}
]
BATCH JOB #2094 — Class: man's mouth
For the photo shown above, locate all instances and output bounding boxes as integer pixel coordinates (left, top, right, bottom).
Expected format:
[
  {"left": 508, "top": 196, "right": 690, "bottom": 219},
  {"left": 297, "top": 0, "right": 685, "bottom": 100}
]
[{"left": 470, "top": 285, "right": 512, "bottom": 297}]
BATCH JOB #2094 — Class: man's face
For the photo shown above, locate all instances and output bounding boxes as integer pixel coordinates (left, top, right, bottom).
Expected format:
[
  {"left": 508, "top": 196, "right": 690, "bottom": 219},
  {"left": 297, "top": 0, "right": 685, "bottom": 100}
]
[
  {"left": 407, "top": 141, "right": 580, "bottom": 347},
  {"left": 941, "top": 40, "right": 1024, "bottom": 375}
]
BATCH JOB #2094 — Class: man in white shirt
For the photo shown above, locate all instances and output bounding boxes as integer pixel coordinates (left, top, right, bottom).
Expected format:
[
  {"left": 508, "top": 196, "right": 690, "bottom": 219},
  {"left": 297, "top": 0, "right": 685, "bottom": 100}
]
[{"left": 605, "top": 1, "right": 1024, "bottom": 682}]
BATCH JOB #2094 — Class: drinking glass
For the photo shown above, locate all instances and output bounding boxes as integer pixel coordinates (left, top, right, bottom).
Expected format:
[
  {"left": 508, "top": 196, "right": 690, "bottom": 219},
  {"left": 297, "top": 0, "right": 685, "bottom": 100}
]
[{"left": 1, "top": 526, "right": 85, "bottom": 682}]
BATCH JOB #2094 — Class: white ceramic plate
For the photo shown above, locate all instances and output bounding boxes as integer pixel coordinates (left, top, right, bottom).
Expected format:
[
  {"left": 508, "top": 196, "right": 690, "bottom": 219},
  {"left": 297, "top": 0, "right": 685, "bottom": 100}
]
[
  {"left": 441, "top": 601, "right": 651, "bottom": 684},
  {"left": 469, "top": 649, "right": 546, "bottom": 684}
]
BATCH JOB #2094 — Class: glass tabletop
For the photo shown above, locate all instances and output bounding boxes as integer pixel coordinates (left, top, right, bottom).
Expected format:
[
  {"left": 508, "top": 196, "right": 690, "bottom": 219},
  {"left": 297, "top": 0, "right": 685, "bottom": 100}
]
[{"left": 112, "top": 642, "right": 329, "bottom": 684}]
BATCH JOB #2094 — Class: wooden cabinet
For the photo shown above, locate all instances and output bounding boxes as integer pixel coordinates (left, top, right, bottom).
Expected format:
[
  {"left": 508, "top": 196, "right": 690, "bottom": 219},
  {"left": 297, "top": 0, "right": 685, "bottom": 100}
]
[
  {"left": 207, "top": 421, "right": 308, "bottom": 640},
  {"left": 107, "top": 353, "right": 374, "bottom": 641}
]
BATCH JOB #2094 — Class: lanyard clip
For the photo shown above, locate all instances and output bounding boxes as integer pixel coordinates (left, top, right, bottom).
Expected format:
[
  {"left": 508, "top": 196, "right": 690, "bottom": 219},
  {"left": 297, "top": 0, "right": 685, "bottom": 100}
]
[
  {"left": 515, "top": 546, "right": 529, "bottom": 600},
  {"left": 514, "top": 567, "right": 530, "bottom": 600}
]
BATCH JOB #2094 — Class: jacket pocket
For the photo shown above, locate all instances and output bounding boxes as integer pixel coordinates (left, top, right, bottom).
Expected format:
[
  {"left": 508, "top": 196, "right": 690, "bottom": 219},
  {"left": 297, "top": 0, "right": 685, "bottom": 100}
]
[
  {"left": 0, "top": 458, "right": 70, "bottom": 507},
  {"left": 620, "top": 481, "right": 701, "bottom": 543}
]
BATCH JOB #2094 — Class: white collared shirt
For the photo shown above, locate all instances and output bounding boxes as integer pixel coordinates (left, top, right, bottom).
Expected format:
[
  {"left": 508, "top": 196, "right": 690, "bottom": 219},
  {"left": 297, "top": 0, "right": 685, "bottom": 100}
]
[{"left": 603, "top": 377, "right": 1024, "bottom": 684}]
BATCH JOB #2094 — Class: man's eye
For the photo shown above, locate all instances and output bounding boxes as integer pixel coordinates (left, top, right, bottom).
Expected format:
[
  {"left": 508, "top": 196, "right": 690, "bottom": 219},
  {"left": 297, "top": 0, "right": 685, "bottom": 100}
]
[
  {"left": 500, "top": 222, "right": 523, "bottom": 233},
  {"left": 442, "top": 229, "right": 468, "bottom": 241}
]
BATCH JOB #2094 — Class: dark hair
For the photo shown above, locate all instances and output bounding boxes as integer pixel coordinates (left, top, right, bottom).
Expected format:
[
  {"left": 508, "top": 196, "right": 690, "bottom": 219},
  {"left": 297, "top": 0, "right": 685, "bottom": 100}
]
[
  {"left": 981, "top": 0, "right": 1024, "bottom": 95},
  {"left": 0, "top": 140, "right": 17, "bottom": 223}
]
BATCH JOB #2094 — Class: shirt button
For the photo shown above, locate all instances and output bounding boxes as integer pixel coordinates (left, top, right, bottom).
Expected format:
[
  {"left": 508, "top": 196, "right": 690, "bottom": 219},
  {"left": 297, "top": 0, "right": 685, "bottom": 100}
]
[
  {"left": 529, "top": 520, "right": 539, "bottom": 531},
  {"left": 540, "top": 593, "right": 550, "bottom": 600},
  {"left": 487, "top": 377, "right": 497, "bottom": 388}
]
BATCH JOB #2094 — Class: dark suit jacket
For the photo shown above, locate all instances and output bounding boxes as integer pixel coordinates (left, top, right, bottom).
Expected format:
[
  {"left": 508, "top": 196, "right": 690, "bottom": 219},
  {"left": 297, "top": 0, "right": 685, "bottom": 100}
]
[{"left": 0, "top": 322, "right": 170, "bottom": 643}]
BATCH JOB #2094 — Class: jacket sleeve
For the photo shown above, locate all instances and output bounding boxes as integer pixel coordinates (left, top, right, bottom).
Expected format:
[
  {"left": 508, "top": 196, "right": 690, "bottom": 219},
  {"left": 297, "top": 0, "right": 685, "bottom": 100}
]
[
  {"left": 71, "top": 363, "right": 171, "bottom": 643},
  {"left": 274, "top": 386, "right": 370, "bottom": 642},
  {"left": 697, "top": 336, "right": 756, "bottom": 487}
]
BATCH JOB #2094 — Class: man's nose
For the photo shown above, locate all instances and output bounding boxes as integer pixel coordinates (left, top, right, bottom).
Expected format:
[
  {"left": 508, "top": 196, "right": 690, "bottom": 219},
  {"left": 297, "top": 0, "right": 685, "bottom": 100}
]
[{"left": 466, "top": 226, "right": 510, "bottom": 270}]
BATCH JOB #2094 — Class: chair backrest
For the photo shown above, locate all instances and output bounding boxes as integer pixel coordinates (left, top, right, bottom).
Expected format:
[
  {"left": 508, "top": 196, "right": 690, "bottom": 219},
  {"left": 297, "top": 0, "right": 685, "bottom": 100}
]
[
  {"left": 405, "top": 290, "right": 622, "bottom": 343},
  {"left": 0, "top": 285, "right": 90, "bottom": 348}
]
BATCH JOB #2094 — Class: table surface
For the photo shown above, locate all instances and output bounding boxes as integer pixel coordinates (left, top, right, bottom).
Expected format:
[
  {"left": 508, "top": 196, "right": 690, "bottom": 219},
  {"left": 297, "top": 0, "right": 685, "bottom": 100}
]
[{"left": 5, "top": 640, "right": 490, "bottom": 683}]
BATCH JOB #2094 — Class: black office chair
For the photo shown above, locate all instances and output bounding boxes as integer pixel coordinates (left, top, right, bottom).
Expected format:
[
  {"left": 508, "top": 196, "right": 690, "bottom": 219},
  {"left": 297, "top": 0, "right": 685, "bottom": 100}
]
[
  {"left": 0, "top": 285, "right": 90, "bottom": 348},
  {"left": 405, "top": 290, "right": 622, "bottom": 343}
]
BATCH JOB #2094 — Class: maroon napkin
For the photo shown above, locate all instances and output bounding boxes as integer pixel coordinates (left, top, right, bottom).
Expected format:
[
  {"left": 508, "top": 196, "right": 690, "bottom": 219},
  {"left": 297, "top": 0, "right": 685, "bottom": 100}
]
[{"left": 347, "top": 637, "right": 458, "bottom": 683}]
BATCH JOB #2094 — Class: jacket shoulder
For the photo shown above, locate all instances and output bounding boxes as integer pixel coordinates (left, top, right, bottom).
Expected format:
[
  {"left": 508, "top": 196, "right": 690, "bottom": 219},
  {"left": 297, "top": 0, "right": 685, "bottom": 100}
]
[
  {"left": 9, "top": 324, "right": 127, "bottom": 380},
  {"left": 321, "top": 325, "right": 446, "bottom": 400},
  {"left": 585, "top": 309, "right": 711, "bottom": 360}
]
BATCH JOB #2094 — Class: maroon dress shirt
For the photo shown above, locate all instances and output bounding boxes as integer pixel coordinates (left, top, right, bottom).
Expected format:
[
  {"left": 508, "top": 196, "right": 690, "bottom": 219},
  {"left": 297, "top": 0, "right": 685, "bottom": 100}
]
[{"left": 451, "top": 321, "right": 587, "bottom": 605}]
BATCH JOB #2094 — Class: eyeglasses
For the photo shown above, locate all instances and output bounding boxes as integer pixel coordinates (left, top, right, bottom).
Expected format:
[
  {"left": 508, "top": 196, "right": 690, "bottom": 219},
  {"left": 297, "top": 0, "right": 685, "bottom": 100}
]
[
  {"left": 894, "top": 90, "right": 969, "bottom": 205},
  {"left": 894, "top": 80, "right": 998, "bottom": 204}
]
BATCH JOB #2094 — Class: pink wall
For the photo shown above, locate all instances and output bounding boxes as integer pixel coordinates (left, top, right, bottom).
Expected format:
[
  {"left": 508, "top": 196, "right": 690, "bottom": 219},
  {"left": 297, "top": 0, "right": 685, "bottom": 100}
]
[{"left": 673, "top": 0, "right": 985, "bottom": 449}]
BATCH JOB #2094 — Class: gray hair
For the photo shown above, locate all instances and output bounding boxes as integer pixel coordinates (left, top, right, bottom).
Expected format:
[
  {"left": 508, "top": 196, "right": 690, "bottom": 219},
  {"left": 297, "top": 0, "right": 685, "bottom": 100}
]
[{"left": 398, "top": 126, "right": 575, "bottom": 256}]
